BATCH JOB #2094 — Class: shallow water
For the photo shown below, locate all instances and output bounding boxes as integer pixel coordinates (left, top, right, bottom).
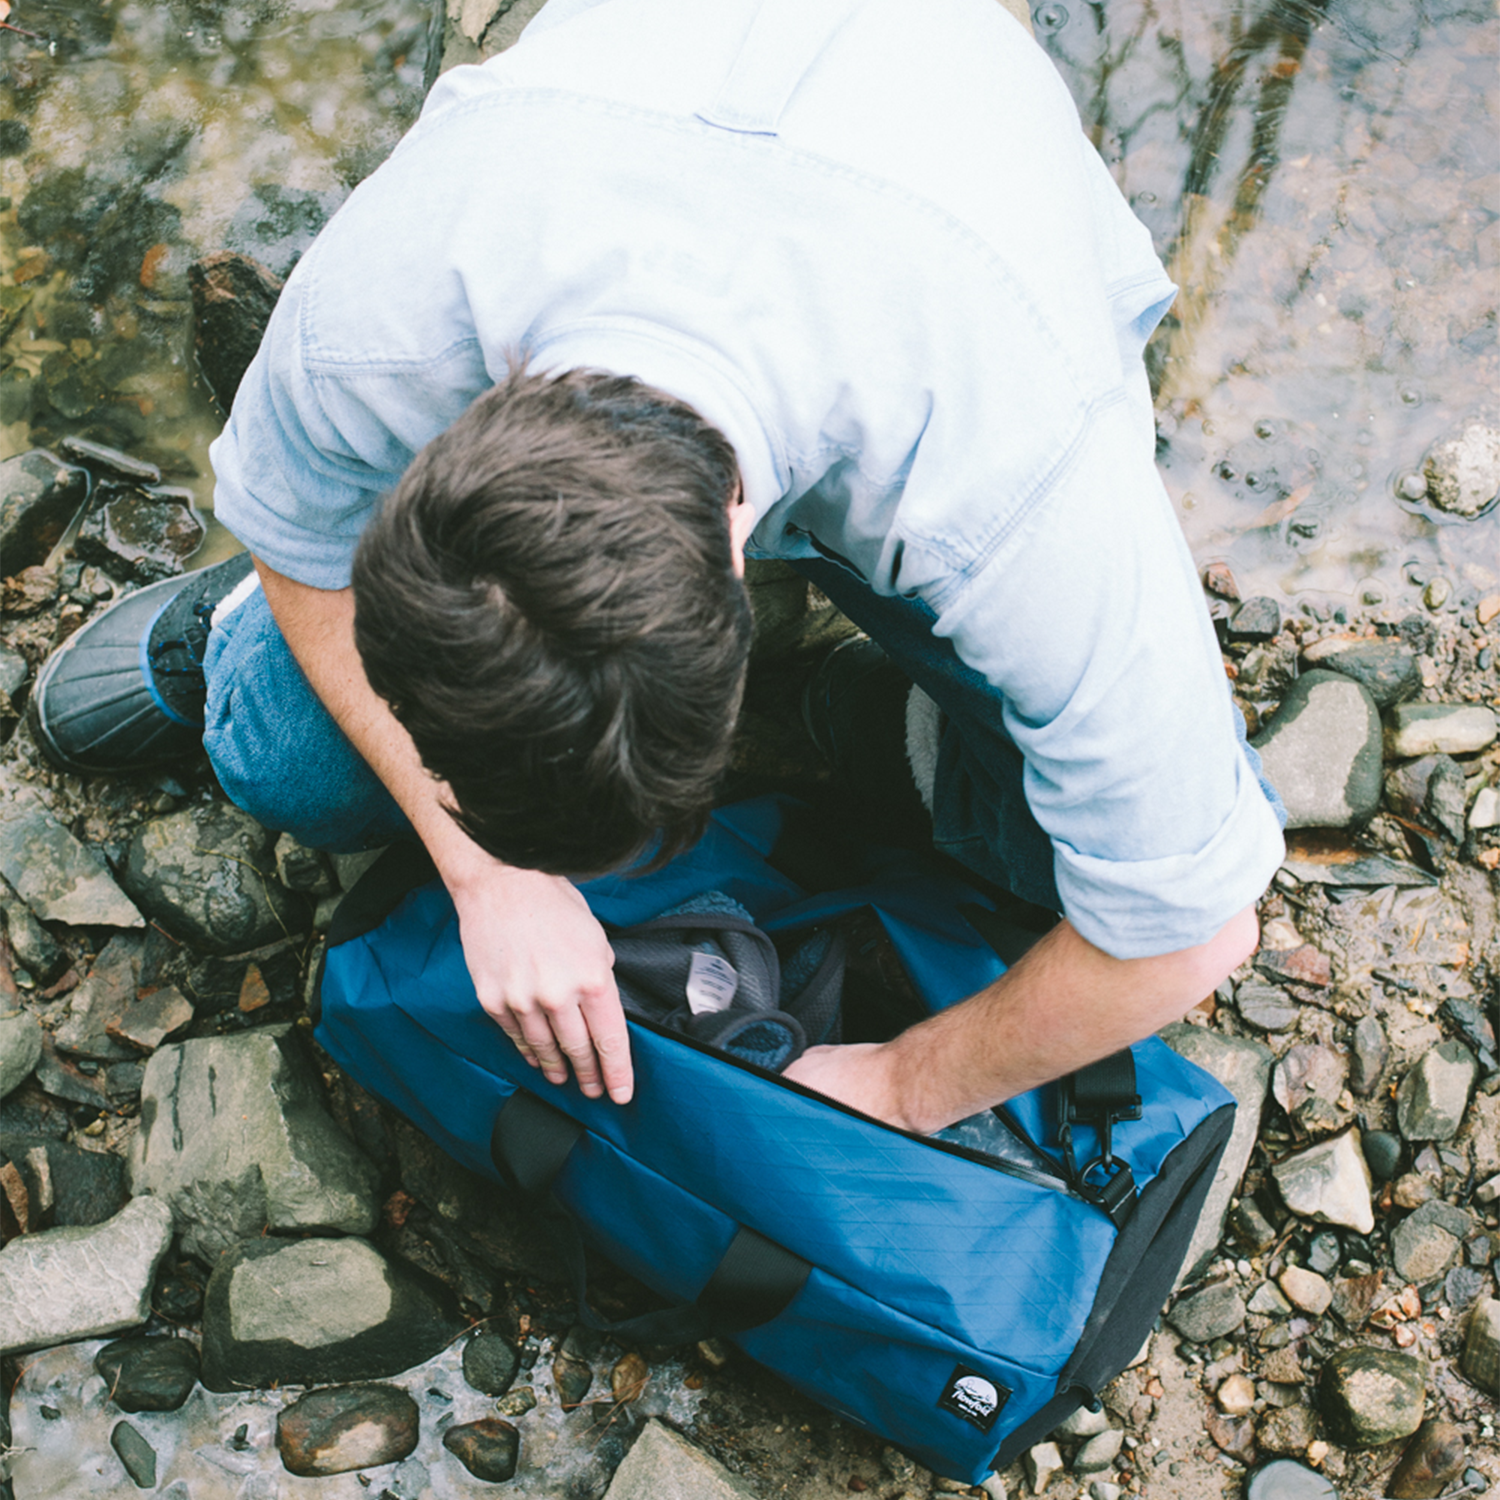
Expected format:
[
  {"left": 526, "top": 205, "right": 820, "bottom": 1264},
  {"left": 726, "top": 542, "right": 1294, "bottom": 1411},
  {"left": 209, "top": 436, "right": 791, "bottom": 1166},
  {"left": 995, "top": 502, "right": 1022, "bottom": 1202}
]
[
  {"left": 1, "top": 0, "right": 1495, "bottom": 610},
  {"left": 1038, "top": 0, "right": 1500, "bottom": 617}
]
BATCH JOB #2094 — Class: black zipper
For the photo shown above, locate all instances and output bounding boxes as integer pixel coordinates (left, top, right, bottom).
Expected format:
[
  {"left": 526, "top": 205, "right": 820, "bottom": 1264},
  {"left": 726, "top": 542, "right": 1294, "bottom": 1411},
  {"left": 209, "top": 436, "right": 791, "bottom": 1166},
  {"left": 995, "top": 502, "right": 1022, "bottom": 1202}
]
[{"left": 630, "top": 1013, "right": 1085, "bottom": 1202}]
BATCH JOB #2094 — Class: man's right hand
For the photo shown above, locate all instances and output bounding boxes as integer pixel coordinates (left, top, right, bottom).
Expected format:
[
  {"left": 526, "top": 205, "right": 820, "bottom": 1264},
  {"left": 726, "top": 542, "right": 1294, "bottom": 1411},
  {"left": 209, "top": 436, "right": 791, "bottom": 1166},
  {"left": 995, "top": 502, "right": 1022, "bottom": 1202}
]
[
  {"left": 252, "top": 558, "right": 635, "bottom": 1105},
  {"left": 448, "top": 862, "right": 633, "bottom": 1104}
]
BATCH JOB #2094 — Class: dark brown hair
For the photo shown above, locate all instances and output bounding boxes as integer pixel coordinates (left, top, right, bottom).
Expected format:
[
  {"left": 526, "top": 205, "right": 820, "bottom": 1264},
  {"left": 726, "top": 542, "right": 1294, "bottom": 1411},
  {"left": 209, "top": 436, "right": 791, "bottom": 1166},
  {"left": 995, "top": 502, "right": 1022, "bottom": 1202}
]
[{"left": 352, "top": 363, "right": 752, "bottom": 876}]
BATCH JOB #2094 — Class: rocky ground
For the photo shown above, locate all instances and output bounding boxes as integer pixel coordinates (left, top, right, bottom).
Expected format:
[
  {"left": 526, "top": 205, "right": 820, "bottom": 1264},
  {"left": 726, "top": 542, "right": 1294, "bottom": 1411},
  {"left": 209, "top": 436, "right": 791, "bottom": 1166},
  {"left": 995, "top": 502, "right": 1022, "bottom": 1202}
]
[{"left": 0, "top": 428, "right": 1498, "bottom": 1499}]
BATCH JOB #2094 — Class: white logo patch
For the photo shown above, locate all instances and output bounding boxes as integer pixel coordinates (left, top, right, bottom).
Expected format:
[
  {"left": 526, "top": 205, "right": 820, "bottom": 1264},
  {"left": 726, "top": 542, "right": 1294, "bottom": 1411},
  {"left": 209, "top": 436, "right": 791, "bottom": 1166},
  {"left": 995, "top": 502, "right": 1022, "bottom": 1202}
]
[{"left": 685, "top": 950, "right": 739, "bottom": 1014}]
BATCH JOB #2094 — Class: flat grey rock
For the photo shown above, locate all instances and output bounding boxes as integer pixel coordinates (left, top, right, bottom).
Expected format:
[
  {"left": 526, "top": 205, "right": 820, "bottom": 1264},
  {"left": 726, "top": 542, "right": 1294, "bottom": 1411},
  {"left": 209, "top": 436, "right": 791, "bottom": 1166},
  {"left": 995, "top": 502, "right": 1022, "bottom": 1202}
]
[
  {"left": 1385, "top": 754, "right": 1468, "bottom": 843},
  {"left": 201, "top": 1235, "right": 462, "bottom": 1390},
  {"left": 1384, "top": 703, "right": 1498, "bottom": 758},
  {"left": 1159, "top": 1023, "right": 1273, "bottom": 1284},
  {"left": 1251, "top": 670, "right": 1383, "bottom": 829},
  {"left": 1396, "top": 1041, "right": 1477, "bottom": 1142},
  {"left": 120, "top": 803, "right": 308, "bottom": 955},
  {"left": 0, "top": 1009, "right": 43, "bottom": 1099},
  {"left": 53, "top": 933, "right": 142, "bottom": 1063},
  {"left": 0, "top": 1195, "right": 173, "bottom": 1354},
  {"left": 128, "top": 1028, "right": 379, "bottom": 1261},
  {"left": 1391, "top": 1214, "right": 1461, "bottom": 1285},
  {"left": 1271, "top": 1129, "right": 1374, "bottom": 1233},
  {"left": 1234, "top": 983, "right": 1301, "bottom": 1033},
  {"left": 0, "top": 780, "right": 141, "bottom": 928},
  {"left": 1168, "top": 1279, "right": 1246, "bottom": 1342},
  {"left": 605, "top": 1419, "right": 761, "bottom": 1500}
]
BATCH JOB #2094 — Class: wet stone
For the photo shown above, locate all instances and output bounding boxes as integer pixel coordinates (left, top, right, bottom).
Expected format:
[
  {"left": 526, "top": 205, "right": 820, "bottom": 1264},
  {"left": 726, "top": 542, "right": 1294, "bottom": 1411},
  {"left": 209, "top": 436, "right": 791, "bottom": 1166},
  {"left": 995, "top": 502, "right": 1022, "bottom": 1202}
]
[
  {"left": 110, "top": 1419, "right": 157, "bottom": 1489},
  {"left": 1250, "top": 670, "right": 1383, "bottom": 829},
  {"left": 553, "top": 1350, "right": 593, "bottom": 1407},
  {"left": 57, "top": 436, "right": 161, "bottom": 485},
  {"left": 121, "top": 803, "right": 309, "bottom": 956},
  {"left": 1317, "top": 1346, "right": 1426, "bottom": 1446},
  {"left": 1423, "top": 422, "right": 1500, "bottom": 518},
  {"left": 497, "top": 1384, "right": 536, "bottom": 1417},
  {"left": 275, "top": 1382, "right": 419, "bottom": 1477},
  {"left": 1235, "top": 983, "right": 1301, "bottom": 1033},
  {"left": 1350, "top": 1017, "right": 1390, "bottom": 1098},
  {"left": 75, "top": 488, "right": 205, "bottom": 583},
  {"left": 1300, "top": 634, "right": 1421, "bottom": 707},
  {"left": 1396, "top": 1041, "right": 1477, "bottom": 1141},
  {"left": 1384, "top": 755, "right": 1468, "bottom": 843},
  {"left": 0, "top": 1010, "right": 43, "bottom": 1100},
  {"left": 54, "top": 934, "right": 141, "bottom": 1063},
  {"left": 1168, "top": 1279, "right": 1246, "bottom": 1342},
  {"left": 462, "top": 1328, "right": 520, "bottom": 1396},
  {"left": 0, "top": 876, "right": 71, "bottom": 985},
  {"left": 1362, "top": 1130, "right": 1402, "bottom": 1182},
  {"left": 1460, "top": 1297, "right": 1499, "bottom": 1395},
  {"left": 443, "top": 1417, "right": 520, "bottom": 1483},
  {"left": 611, "top": 1350, "right": 649, "bottom": 1404},
  {"left": 1229, "top": 595, "right": 1283, "bottom": 641},
  {"left": 201, "top": 1234, "right": 460, "bottom": 1390},
  {"left": 1244, "top": 1458, "right": 1337, "bottom": 1500},
  {"left": 106, "top": 983, "right": 193, "bottom": 1052},
  {"left": 3, "top": 1133, "right": 128, "bottom": 1227},
  {"left": 1384, "top": 703, "right": 1498, "bottom": 758},
  {"left": 94, "top": 1336, "right": 199, "bottom": 1412},
  {"left": 273, "top": 832, "right": 338, "bottom": 896},
  {"left": 0, "top": 449, "right": 89, "bottom": 574},
  {"left": 1272, "top": 1129, "right": 1374, "bottom": 1234}
]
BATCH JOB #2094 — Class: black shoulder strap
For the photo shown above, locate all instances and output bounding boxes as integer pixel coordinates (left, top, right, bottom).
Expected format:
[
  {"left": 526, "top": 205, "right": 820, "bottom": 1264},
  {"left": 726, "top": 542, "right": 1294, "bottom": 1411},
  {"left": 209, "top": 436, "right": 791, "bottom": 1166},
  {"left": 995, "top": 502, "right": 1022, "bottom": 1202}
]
[{"left": 491, "top": 1090, "right": 811, "bottom": 1344}]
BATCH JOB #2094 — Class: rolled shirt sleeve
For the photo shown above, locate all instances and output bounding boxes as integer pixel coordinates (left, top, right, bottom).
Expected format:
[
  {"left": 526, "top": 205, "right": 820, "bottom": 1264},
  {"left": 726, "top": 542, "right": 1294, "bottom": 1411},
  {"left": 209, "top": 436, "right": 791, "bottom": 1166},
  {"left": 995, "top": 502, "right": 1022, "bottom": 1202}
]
[{"left": 930, "top": 390, "right": 1286, "bottom": 960}]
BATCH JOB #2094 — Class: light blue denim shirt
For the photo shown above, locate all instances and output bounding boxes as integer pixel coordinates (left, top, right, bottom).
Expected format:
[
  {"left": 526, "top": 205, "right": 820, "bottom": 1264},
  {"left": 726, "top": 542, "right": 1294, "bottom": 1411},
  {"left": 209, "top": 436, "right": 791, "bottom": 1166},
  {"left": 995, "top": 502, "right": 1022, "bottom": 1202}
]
[{"left": 211, "top": 0, "right": 1286, "bottom": 959}]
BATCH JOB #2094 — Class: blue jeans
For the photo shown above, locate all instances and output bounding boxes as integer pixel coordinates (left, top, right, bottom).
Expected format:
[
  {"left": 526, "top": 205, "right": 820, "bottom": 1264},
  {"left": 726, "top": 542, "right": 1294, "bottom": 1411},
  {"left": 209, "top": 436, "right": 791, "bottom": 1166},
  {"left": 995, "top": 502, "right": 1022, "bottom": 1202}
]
[{"left": 203, "top": 589, "right": 411, "bottom": 853}]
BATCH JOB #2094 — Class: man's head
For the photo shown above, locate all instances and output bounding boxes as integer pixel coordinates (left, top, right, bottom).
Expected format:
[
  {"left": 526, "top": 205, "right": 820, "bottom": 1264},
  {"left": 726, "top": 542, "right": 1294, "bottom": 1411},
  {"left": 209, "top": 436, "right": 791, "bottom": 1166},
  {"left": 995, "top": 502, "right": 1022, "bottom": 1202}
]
[{"left": 352, "top": 363, "right": 754, "bottom": 877}]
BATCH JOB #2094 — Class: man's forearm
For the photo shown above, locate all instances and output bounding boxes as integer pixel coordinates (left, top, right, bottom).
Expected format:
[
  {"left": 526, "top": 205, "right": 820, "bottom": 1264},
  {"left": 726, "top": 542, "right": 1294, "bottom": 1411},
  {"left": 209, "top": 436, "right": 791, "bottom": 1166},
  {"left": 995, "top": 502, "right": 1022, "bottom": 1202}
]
[{"left": 785, "top": 904, "right": 1259, "bottom": 1133}]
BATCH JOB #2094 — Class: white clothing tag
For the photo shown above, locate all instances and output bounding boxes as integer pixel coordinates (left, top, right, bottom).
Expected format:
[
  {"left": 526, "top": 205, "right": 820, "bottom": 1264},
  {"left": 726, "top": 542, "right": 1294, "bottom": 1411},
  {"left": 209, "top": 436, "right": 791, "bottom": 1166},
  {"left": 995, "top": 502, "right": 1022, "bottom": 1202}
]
[{"left": 685, "top": 950, "right": 739, "bottom": 1015}]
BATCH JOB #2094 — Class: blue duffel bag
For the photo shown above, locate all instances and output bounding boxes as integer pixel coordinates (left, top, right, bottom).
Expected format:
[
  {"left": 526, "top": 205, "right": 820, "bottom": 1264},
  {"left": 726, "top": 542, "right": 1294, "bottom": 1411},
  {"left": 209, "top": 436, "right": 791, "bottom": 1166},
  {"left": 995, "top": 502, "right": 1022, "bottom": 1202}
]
[{"left": 314, "top": 797, "right": 1234, "bottom": 1485}]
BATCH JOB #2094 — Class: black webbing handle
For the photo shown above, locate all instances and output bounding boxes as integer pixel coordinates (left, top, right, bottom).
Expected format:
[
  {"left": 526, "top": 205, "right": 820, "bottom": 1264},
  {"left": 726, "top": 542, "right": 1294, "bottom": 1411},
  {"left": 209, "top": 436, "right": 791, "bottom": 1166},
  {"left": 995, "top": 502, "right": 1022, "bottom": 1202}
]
[
  {"left": 490, "top": 1090, "right": 811, "bottom": 1345},
  {"left": 1059, "top": 1050, "right": 1141, "bottom": 1230}
]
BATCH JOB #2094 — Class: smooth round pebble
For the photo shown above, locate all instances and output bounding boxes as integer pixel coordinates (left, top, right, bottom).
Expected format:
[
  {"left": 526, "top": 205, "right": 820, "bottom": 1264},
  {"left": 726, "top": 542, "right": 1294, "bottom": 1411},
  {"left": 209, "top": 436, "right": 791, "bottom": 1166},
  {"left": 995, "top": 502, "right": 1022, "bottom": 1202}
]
[
  {"left": 462, "top": 1330, "right": 520, "bottom": 1397},
  {"left": 1362, "top": 1130, "right": 1401, "bottom": 1182},
  {"left": 1245, "top": 1457, "right": 1337, "bottom": 1500}
]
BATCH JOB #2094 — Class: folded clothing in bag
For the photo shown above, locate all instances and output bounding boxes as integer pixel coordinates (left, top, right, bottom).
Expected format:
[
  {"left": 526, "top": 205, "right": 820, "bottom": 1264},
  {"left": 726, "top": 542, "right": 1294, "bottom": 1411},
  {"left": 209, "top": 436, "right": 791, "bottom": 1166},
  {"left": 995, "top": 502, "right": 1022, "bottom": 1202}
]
[{"left": 314, "top": 797, "right": 1234, "bottom": 1485}]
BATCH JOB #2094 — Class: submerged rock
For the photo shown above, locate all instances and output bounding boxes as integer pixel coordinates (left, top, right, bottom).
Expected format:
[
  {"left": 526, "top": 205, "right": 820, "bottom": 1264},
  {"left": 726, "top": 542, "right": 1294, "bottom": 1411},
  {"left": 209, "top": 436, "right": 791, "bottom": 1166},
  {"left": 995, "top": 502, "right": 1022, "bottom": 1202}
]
[
  {"left": 109, "top": 1419, "right": 157, "bottom": 1489},
  {"left": 1251, "top": 669, "right": 1382, "bottom": 829},
  {"left": 94, "top": 1336, "right": 200, "bottom": 1413},
  {"left": 275, "top": 1382, "right": 419, "bottom": 1477},
  {"left": 129, "top": 1027, "right": 379, "bottom": 1260},
  {"left": 443, "top": 1417, "right": 521, "bottom": 1482},
  {"left": 189, "top": 252, "right": 284, "bottom": 413},
  {"left": 1423, "top": 422, "right": 1500, "bottom": 518}
]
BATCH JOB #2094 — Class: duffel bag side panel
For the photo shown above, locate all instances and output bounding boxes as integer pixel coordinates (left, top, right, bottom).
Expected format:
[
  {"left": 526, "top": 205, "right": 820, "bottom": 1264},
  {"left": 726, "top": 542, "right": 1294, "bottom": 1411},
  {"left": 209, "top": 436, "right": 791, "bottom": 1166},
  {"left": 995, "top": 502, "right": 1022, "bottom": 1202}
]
[
  {"left": 551, "top": 1130, "right": 1060, "bottom": 1485},
  {"left": 990, "top": 1099, "right": 1237, "bottom": 1469}
]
